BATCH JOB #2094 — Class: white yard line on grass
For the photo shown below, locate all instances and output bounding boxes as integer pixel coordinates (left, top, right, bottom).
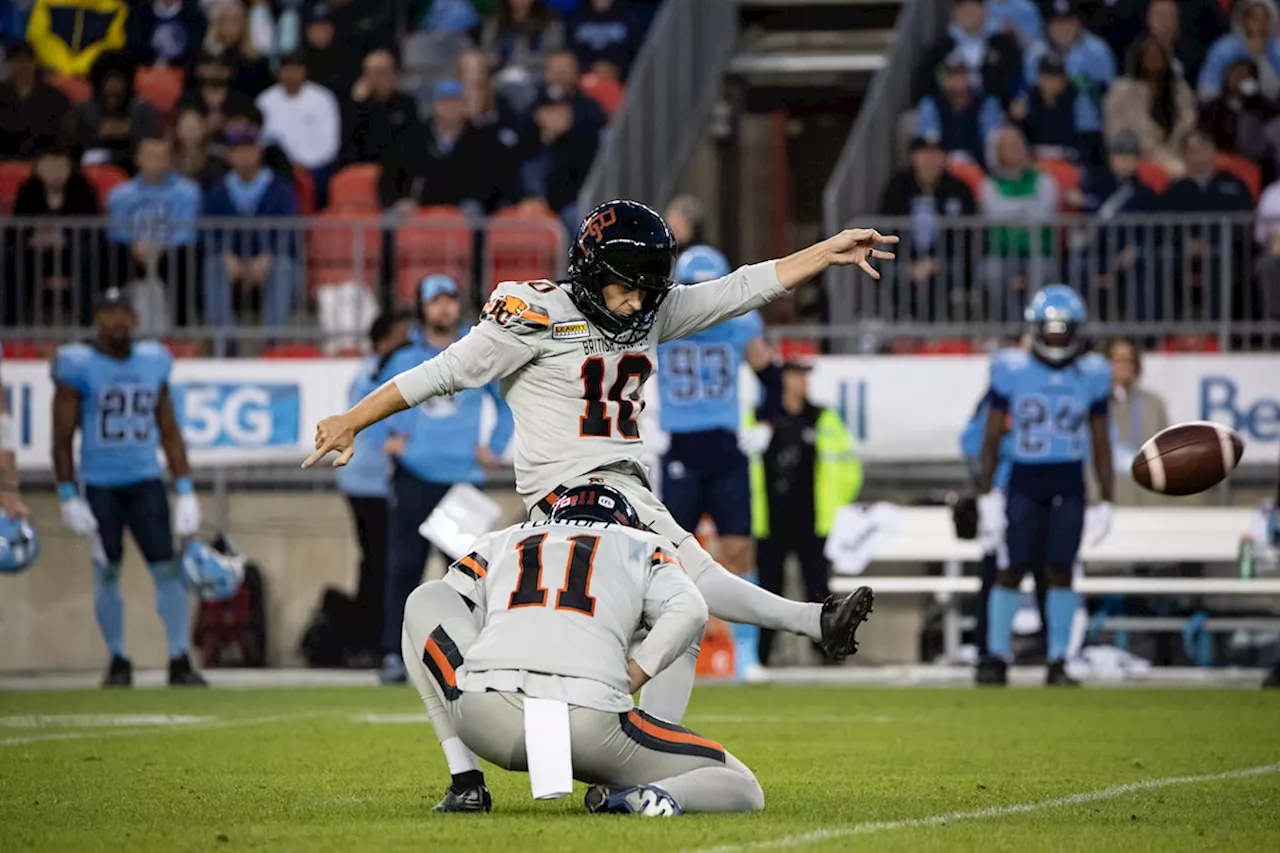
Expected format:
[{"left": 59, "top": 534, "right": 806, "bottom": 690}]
[
  {"left": 686, "top": 762, "right": 1280, "bottom": 853},
  {"left": 0, "top": 711, "right": 334, "bottom": 747}
]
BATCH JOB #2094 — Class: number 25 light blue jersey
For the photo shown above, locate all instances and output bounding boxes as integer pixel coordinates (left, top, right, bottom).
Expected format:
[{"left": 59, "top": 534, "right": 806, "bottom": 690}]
[
  {"left": 52, "top": 341, "right": 173, "bottom": 487},
  {"left": 657, "top": 310, "right": 762, "bottom": 435},
  {"left": 989, "top": 349, "right": 1111, "bottom": 465}
]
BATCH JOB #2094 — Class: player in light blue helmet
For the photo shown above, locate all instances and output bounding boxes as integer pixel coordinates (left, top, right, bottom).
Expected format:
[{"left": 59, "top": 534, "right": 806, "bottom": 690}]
[
  {"left": 0, "top": 513, "right": 38, "bottom": 575},
  {"left": 975, "top": 284, "right": 1114, "bottom": 686},
  {"left": 655, "top": 245, "right": 781, "bottom": 680}
]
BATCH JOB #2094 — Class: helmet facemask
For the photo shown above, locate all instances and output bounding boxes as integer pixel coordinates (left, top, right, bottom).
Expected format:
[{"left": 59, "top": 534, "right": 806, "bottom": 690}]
[
  {"left": 568, "top": 255, "right": 673, "bottom": 347},
  {"left": 1031, "top": 311, "right": 1081, "bottom": 366}
]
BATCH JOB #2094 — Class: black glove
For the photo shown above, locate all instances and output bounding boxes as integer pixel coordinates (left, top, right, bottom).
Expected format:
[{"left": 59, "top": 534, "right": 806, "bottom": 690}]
[{"left": 951, "top": 493, "right": 978, "bottom": 540}]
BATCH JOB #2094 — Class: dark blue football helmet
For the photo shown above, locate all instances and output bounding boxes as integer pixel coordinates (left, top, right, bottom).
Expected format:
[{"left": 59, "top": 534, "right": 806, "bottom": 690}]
[{"left": 549, "top": 484, "right": 646, "bottom": 530}]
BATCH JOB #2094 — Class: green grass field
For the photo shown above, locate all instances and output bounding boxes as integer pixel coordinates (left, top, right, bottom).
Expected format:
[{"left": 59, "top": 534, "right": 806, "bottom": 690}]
[{"left": 2, "top": 685, "right": 1278, "bottom": 852}]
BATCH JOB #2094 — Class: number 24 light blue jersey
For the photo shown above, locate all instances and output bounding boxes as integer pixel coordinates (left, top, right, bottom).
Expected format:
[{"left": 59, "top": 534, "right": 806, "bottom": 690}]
[
  {"left": 52, "top": 341, "right": 172, "bottom": 487},
  {"left": 989, "top": 349, "right": 1111, "bottom": 465},
  {"left": 657, "top": 310, "right": 762, "bottom": 435}
]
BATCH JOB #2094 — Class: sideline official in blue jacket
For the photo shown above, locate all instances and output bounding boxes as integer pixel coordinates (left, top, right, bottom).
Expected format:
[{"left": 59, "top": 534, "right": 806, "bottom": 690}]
[{"left": 376, "top": 274, "right": 515, "bottom": 683}]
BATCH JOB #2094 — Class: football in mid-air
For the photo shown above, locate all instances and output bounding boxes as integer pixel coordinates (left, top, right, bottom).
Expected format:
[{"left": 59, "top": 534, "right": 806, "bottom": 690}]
[{"left": 1131, "top": 421, "right": 1245, "bottom": 496}]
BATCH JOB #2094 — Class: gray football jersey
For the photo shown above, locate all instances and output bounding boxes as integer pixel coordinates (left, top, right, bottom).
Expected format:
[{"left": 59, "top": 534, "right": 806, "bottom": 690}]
[
  {"left": 443, "top": 519, "right": 705, "bottom": 709},
  {"left": 391, "top": 264, "right": 786, "bottom": 503}
]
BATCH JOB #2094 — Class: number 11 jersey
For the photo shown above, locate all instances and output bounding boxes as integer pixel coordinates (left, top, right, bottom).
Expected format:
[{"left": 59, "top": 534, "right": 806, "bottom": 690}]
[{"left": 52, "top": 341, "right": 172, "bottom": 487}]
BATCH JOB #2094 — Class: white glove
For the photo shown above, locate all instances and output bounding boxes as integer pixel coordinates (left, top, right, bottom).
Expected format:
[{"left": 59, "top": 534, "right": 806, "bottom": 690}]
[
  {"left": 976, "top": 490, "right": 1007, "bottom": 554},
  {"left": 173, "top": 492, "right": 201, "bottom": 538},
  {"left": 60, "top": 495, "right": 99, "bottom": 535},
  {"left": 1086, "top": 501, "right": 1114, "bottom": 547},
  {"left": 737, "top": 423, "right": 773, "bottom": 456}
]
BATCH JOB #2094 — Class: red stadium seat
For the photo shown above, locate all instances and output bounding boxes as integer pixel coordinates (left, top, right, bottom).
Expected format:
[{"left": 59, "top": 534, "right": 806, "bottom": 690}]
[
  {"left": 580, "top": 72, "right": 625, "bottom": 117},
  {"left": 1, "top": 340, "right": 55, "bottom": 359},
  {"left": 1035, "top": 158, "right": 1082, "bottom": 196},
  {"left": 264, "top": 343, "right": 323, "bottom": 358},
  {"left": 777, "top": 338, "right": 819, "bottom": 359},
  {"left": 919, "top": 338, "right": 976, "bottom": 355},
  {"left": 328, "top": 164, "right": 381, "bottom": 212},
  {"left": 395, "top": 206, "right": 473, "bottom": 304},
  {"left": 0, "top": 161, "right": 33, "bottom": 214},
  {"left": 293, "top": 165, "right": 316, "bottom": 214},
  {"left": 486, "top": 203, "right": 565, "bottom": 290},
  {"left": 1161, "top": 333, "right": 1221, "bottom": 353},
  {"left": 83, "top": 163, "right": 130, "bottom": 204},
  {"left": 1136, "top": 160, "right": 1170, "bottom": 194},
  {"left": 1214, "top": 151, "right": 1261, "bottom": 202},
  {"left": 135, "top": 66, "right": 184, "bottom": 117},
  {"left": 307, "top": 210, "right": 383, "bottom": 290},
  {"left": 49, "top": 74, "right": 91, "bottom": 105},
  {"left": 948, "top": 161, "right": 985, "bottom": 199}
]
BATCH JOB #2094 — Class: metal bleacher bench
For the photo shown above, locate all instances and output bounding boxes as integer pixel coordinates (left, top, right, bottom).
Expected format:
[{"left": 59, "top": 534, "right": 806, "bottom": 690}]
[{"left": 825, "top": 507, "right": 1280, "bottom": 659}]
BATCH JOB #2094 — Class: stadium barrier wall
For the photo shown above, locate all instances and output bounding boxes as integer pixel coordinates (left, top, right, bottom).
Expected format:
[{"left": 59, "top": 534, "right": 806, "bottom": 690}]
[{"left": 5, "top": 353, "right": 1277, "bottom": 471}]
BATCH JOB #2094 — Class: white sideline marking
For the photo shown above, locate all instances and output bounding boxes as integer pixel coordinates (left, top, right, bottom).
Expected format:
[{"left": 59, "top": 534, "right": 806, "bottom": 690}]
[
  {"left": 0, "top": 714, "right": 214, "bottom": 729},
  {"left": 353, "top": 713, "right": 429, "bottom": 724},
  {"left": 0, "top": 711, "right": 332, "bottom": 747},
  {"left": 685, "top": 761, "right": 1280, "bottom": 853}
]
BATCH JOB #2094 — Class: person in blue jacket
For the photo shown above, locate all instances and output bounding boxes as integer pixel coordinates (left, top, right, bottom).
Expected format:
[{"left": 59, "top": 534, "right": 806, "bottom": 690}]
[
  {"left": 376, "top": 274, "right": 515, "bottom": 684},
  {"left": 336, "top": 308, "right": 415, "bottom": 666},
  {"left": 1198, "top": 0, "right": 1280, "bottom": 102}
]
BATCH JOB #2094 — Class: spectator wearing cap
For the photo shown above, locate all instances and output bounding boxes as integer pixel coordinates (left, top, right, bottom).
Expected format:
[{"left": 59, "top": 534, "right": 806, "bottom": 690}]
[
  {"left": 202, "top": 0, "right": 272, "bottom": 96},
  {"left": 878, "top": 133, "right": 977, "bottom": 320},
  {"left": 1104, "top": 36, "right": 1197, "bottom": 180},
  {"left": 302, "top": 2, "right": 364, "bottom": 99},
  {"left": 1008, "top": 49, "right": 1101, "bottom": 163},
  {"left": 1201, "top": 57, "right": 1280, "bottom": 168},
  {"left": 66, "top": 51, "right": 164, "bottom": 172},
  {"left": 1199, "top": 0, "right": 1280, "bottom": 102},
  {"left": 373, "top": 273, "right": 514, "bottom": 684},
  {"left": 127, "top": 0, "right": 207, "bottom": 68},
  {"left": 914, "top": 0, "right": 1024, "bottom": 106},
  {"left": 380, "top": 77, "right": 517, "bottom": 213},
  {"left": 0, "top": 42, "right": 70, "bottom": 160},
  {"left": 201, "top": 121, "right": 302, "bottom": 332},
  {"left": 481, "top": 0, "right": 566, "bottom": 78},
  {"left": 1159, "top": 129, "right": 1253, "bottom": 320},
  {"left": 7, "top": 146, "right": 100, "bottom": 326},
  {"left": 342, "top": 49, "right": 420, "bottom": 166},
  {"left": 979, "top": 125, "right": 1060, "bottom": 318},
  {"left": 105, "top": 136, "right": 202, "bottom": 324},
  {"left": 523, "top": 76, "right": 607, "bottom": 234},
  {"left": 913, "top": 50, "right": 1003, "bottom": 166},
  {"left": 1023, "top": 0, "right": 1116, "bottom": 105},
  {"left": 983, "top": 0, "right": 1041, "bottom": 45},
  {"left": 256, "top": 51, "right": 341, "bottom": 207},
  {"left": 177, "top": 50, "right": 256, "bottom": 138},
  {"left": 567, "top": 0, "right": 641, "bottom": 81},
  {"left": 1069, "top": 132, "right": 1161, "bottom": 317}
]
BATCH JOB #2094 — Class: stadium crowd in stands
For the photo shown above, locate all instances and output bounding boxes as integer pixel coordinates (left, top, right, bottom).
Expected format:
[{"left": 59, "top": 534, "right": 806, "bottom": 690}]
[
  {"left": 0, "top": 0, "right": 657, "bottom": 335},
  {"left": 890, "top": 0, "right": 1280, "bottom": 329}
]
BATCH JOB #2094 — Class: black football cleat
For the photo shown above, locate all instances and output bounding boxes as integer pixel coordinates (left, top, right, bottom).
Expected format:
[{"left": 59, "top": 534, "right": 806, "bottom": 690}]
[
  {"left": 1046, "top": 659, "right": 1080, "bottom": 687},
  {"left": 168, "top": 654, "right": 209, "bottom": 687},
  {"left": 975, "top": 656, "right": 1008, "bottom": 686},
  {"left": 433, "top": 785, "right": 492, "bottom": 813},
  {"left": 818, "top": 587, "right": 875, "bottom": 662},
  {"left": 103, "top": 655, "right": 133, "bottom": 688}
]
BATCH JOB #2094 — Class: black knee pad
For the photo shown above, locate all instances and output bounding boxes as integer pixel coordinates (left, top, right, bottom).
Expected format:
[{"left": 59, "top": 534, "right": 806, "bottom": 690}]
[
  {"left": 994, "top": 568, "right": 1024, "bottom": 590},
  {"left": 1046, "top": 567, "right": 1073, "bottom": 589}
]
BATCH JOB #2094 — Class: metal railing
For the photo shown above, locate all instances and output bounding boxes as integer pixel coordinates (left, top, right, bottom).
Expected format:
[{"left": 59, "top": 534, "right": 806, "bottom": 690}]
[
  {"left": 782, "top": 212, "right": 1280, "bottom": 352},
  {"left": 821, "top": 0, "right": 951, "bottom": 348},
  {"left": 1, "top": 214, "right": 566, "bottom": 353},
  {"left": 576, "top": 0, "right": 738, "bottom": 213}
]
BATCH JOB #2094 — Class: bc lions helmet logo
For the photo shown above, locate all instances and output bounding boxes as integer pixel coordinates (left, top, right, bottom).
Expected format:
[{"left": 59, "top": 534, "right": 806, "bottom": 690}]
[{"left": 578, "top": 206, "right": 618, "bottom": 252}]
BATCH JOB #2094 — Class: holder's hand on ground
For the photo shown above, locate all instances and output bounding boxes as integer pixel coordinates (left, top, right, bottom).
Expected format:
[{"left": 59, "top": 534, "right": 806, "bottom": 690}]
[
  {"left": 825, "top": 229, "right": 899, "bottom": 279},
  {"left": 303, "top": 414, "right": 359, "bottom": 469}
]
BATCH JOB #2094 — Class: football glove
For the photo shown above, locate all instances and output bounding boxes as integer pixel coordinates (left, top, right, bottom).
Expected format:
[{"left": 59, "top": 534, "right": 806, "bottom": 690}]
[
  {"left": 59, "top": 494, "right": 98, "bottom": 536},
  {"left": 173, "top": 492, "right": 201, "bottom": 538},
  {"left": 976, "top": 490, "right": 1006, "bottom": 554},
  {"left": 737, "top": 423, "right": 773, "bottom": 456},
  {"left": 1086, "top": 501, "right": 1114, "bottom": 547}
]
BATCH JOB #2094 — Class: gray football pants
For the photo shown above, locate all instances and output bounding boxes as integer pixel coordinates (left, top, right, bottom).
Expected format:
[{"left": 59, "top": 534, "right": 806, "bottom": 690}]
[
  {"left": 524, "top": 469, "right": 823, "bottom": 723},
  {"left": 400, "top": 581, "right": 763, "bottom": 813}
]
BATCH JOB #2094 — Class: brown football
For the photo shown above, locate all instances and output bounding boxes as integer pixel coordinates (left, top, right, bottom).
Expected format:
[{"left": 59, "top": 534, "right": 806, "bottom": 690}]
[{"left": 1131, "top": 421, "right": 1245, "bottom": 496}]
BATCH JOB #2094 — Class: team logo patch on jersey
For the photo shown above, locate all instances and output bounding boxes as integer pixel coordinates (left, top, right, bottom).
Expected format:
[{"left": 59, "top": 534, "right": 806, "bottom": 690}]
[
  {"left": 482, "top": 294, "right": 550, "bottom": 331},
  {"left": 552, "top": 320, "right": 590, "bottom": 341}
]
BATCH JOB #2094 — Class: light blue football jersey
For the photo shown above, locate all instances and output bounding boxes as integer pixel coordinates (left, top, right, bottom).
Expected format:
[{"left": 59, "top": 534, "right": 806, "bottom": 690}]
[
  {"left": 52, "top": 341, "right": 172, "bottom": 487},
  {"left": 657, "top": 310, "right": 762, "bottom": 434},
  {"left": 335, "top": 356, "right": 393, "bottom": 499},
  {"left": 989, "top": 350, "right": 1111, "bottom": 465}
]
